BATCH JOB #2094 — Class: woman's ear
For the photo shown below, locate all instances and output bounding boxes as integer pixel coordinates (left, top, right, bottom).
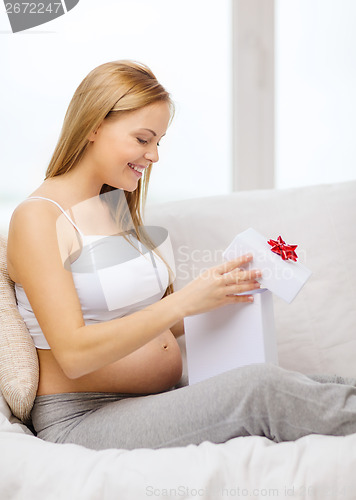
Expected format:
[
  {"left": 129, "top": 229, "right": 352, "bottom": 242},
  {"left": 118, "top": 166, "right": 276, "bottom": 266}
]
[
  {"left": 88, "top": 129, "right": 98, "bottom": 142},
  {"left": 88, "top": 122, "right": 103, "bottom": 142}
]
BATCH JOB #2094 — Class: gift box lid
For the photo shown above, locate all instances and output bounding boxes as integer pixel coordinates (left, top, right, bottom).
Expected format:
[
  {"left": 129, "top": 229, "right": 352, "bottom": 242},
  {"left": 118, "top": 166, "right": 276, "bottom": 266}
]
[{"left": 223, "top": 227, "right": 312, "bottom": 303}]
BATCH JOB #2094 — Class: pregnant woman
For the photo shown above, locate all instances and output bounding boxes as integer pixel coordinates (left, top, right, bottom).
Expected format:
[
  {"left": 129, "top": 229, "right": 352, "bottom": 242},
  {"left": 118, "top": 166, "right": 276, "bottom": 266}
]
[{"left": 7, "top": 60, "right": 356, "bottom": 449}]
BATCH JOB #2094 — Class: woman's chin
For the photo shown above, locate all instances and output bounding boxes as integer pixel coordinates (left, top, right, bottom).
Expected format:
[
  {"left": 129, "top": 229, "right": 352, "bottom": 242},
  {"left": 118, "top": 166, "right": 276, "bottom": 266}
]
[
  {"left": 106, "top": 182, "right": 139, "bottom": 193},
  {"left": 125, "top": 180, "right": 141, "bottom": 192}
]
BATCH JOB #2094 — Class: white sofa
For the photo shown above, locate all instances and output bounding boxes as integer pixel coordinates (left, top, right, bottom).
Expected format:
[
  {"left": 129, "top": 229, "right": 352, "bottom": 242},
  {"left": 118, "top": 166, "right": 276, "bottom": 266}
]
[{"left": 1, "top": 180, "right": 356, "bottom": 500}]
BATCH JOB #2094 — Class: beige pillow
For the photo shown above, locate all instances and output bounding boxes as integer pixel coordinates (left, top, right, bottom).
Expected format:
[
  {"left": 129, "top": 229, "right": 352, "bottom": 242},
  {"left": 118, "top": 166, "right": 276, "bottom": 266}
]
[{"left": 0, "top": 235, "right": 39, "bottom": 422}]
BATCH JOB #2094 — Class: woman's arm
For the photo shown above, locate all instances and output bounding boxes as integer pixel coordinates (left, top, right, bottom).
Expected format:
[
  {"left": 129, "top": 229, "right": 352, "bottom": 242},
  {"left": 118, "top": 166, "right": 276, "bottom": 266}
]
[
  {"left": 170, "top": 319, "right": 185, "bottom": 338},
  {"left": 7, "top": 201, "right": 260, "bottom": 380}
]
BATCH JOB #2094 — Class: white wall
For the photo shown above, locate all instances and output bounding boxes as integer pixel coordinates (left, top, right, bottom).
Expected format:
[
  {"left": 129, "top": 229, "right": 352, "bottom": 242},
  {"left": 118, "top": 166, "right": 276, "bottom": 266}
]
[
  {"left": 275, "top": 0, "right": 356, "bottom": 188},
  {"left": 0, "top": 0, "right": 232, "bottom": 233}
]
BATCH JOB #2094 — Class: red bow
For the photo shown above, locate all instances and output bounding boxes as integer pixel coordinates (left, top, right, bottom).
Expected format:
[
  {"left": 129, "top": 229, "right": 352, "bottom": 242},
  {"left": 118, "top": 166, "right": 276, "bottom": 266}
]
[{"left": 267, "top": 236, "right": 298, "bottom": 261}]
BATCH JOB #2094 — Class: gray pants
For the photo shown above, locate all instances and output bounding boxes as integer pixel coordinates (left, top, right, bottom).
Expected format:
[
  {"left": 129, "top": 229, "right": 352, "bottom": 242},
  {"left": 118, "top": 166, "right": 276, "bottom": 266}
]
[{"left": 30, "top": 364, "right": 356, "bottom": 450}]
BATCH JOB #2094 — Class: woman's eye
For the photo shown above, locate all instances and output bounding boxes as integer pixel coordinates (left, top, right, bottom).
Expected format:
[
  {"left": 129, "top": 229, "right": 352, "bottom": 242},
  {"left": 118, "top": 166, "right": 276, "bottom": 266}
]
[{"left": 137, "top": 137, "right": 160, "bottom": 146}]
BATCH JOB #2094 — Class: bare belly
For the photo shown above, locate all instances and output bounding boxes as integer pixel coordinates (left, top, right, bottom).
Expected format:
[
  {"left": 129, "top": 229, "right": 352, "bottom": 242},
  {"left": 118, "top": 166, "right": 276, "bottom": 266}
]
[{"left": 36, "top": 330, "right": 183, "bottom": 396}]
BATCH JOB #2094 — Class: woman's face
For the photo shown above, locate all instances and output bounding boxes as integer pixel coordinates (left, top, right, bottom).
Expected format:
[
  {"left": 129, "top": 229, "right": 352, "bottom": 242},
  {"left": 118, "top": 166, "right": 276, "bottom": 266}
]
[{"left": 86, "top": 101, "right": 171, "bottom": 192}]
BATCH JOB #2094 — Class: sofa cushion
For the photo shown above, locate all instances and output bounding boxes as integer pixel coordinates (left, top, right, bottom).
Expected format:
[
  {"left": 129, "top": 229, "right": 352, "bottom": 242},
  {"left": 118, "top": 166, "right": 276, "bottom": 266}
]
[{"left": 0, "top": 235, "right": 39, "bottom": 422}]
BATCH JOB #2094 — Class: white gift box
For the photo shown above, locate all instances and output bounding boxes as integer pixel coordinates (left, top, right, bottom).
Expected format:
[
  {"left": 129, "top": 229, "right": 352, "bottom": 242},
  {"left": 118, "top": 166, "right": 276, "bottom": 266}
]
[
  {"left": 184, "top": 228, "right": 312, "bottom": 385},
  {"left": 185, "top": 290, "right": 277, "bottom": 384},
  {"left": 223, "top": 228, "right": 312, "bottom": 304}
]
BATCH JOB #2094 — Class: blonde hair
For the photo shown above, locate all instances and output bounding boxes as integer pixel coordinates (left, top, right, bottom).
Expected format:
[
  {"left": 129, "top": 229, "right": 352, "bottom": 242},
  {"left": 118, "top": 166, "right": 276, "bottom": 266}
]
[{"left": 46, "top": 60, "right": 175, "bottom": 294}]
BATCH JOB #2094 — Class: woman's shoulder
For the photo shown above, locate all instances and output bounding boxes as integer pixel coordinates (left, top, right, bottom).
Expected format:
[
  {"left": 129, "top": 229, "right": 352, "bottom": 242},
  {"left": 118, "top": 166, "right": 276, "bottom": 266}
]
[
  {"left": 10, "top": 178, "right": 71, "bottom": 231},
  {"left": 10, "top": 195, "right": 61, "bottom": 234},
  {"left": 8, "top": 179, "right": 73, "bottom": 246},
  {"left": 7, "top": 190, "right": 75, "bottom": 281}
]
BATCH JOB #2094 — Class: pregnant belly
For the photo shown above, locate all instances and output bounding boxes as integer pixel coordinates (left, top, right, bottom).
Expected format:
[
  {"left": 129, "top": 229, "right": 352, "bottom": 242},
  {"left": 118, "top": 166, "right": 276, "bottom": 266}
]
[{"left": 37, "top": 330, "right": 183, "bottom": 395}]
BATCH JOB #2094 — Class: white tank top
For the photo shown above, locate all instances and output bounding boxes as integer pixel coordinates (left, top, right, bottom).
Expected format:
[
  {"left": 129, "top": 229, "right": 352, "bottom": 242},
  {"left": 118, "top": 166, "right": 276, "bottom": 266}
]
[{"left": 15, "top": 197, "right": 170, "bottom": 349}]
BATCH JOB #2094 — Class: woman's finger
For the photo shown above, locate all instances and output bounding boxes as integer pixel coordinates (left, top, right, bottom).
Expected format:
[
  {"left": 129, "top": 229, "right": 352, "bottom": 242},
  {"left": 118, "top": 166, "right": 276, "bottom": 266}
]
[
  {"left": 226, "top": 281, "right": 261, "bottom": 294},
  {"left": 238, "top": 269, "right": 262, "bottom": 281},
  {"left": 218, "top": 254, "right": 253, "bottom": 275},
  {"left": 222, "top": 268, "right": 262, "bottom": 285},
  {"left": 226, "top": 294, "right": 255, "bottom": 304}
]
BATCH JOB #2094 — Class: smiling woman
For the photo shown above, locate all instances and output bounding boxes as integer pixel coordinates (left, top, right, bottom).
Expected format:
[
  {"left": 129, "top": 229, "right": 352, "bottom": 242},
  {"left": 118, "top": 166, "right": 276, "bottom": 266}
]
[
  {"left": 5, "top": 59, "right": 356, "bottom": 452},
  {"left": 5, "top": 59, "right": 262, "bottom": 447},
  {"left": 8, "top": 60, "right": 182, "bottom": 396}
]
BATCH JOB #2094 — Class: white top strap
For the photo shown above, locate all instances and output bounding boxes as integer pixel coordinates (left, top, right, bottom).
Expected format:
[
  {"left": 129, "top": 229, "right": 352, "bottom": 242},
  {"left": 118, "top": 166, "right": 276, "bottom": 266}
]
[{"left": 27, "top": 196, "right": 84, "bottom": 237}]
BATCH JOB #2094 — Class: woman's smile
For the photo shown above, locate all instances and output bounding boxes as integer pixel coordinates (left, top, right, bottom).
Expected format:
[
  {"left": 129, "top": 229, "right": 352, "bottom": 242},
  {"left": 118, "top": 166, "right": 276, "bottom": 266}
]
[{"left": 128, "top": 163, "right": 147, "bottom": 177}]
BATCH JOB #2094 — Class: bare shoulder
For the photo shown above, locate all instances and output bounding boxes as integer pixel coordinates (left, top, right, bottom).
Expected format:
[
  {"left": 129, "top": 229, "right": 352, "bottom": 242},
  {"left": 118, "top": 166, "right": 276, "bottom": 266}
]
[
  {"left": 8, "top": 198, "right": 62, "bottom": 248},
  {"left": 7, "top": 198, "right": 71, "bottom": 282},
  {"left": 10, "top": 198, "right": 59, "bottom": 228}
]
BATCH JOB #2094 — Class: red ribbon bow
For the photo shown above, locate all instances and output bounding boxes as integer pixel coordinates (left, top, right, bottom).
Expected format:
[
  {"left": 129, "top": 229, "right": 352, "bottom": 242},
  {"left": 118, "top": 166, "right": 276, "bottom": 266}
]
[{"left": 267, "top": 236, "right": 298, "bottom": 262}]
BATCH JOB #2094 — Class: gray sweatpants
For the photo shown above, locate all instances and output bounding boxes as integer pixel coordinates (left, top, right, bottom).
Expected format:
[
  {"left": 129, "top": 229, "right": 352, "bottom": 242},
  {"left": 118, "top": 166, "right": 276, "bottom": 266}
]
[{"left": 30, "top": 364, "right": 356, "bottom": 450}]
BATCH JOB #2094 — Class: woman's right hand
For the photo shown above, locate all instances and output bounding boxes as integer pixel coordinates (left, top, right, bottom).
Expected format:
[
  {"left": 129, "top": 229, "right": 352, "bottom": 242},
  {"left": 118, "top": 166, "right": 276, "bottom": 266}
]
[{"left": 175, "top": 254, "right": 262, "bottom": 317}]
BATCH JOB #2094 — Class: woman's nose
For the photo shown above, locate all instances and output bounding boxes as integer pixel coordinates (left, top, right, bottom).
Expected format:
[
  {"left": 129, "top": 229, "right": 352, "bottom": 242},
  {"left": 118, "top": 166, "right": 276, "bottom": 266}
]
[{"left": 144, "top": 145, "right": 159, "bottom": 163}]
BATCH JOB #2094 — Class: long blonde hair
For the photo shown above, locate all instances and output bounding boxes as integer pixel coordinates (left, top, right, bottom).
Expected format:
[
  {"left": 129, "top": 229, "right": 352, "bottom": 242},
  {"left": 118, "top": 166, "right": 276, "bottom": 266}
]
[{"left": 46, "top": 60, "right": 175, "bottom": 294}]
